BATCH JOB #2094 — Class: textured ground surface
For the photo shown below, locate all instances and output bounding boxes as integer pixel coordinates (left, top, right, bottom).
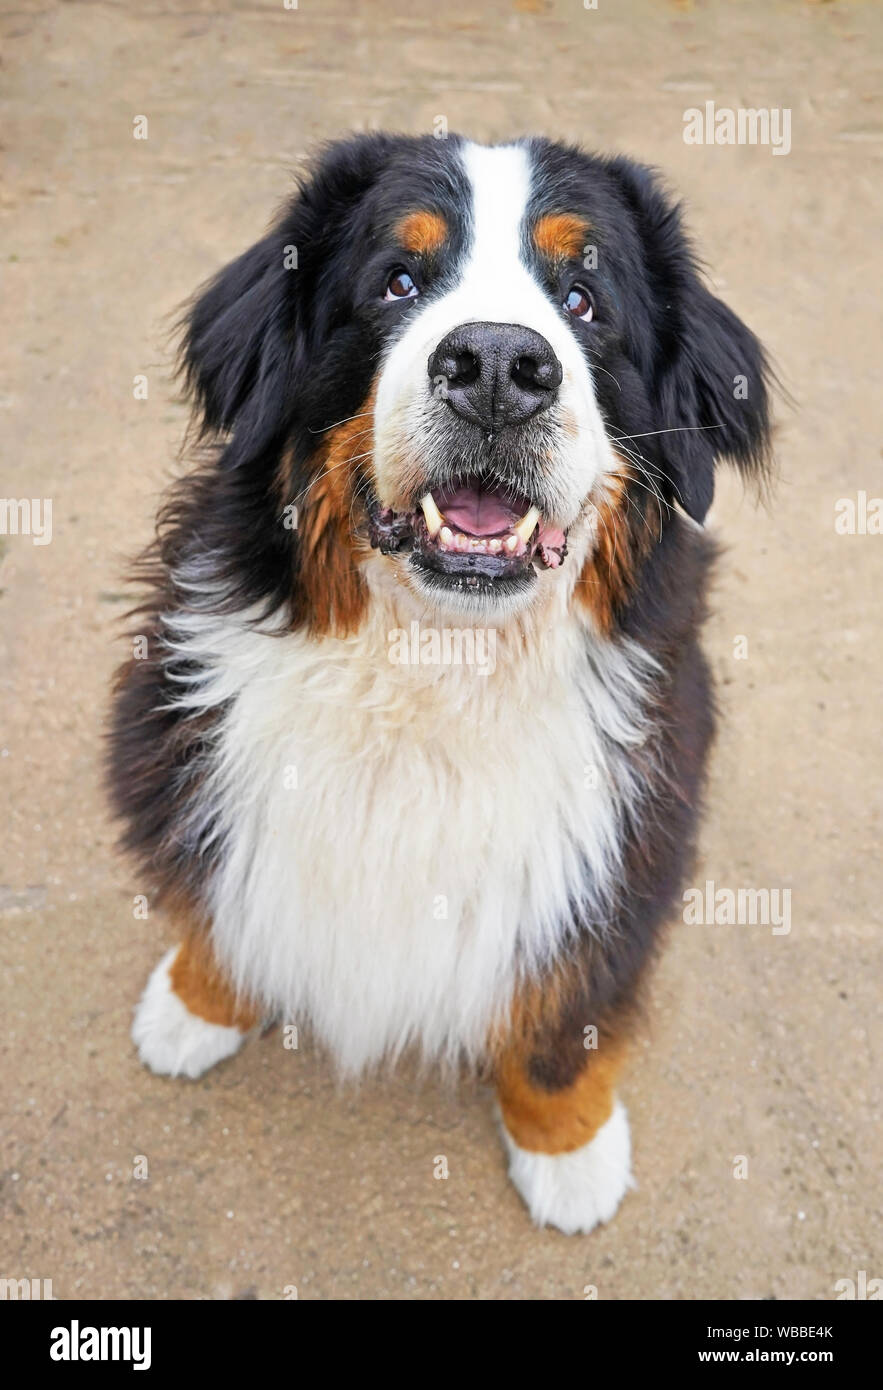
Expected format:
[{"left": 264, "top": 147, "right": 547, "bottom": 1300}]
[{"left": 1, "top": 0, "right": 881, "bottom": 1300}]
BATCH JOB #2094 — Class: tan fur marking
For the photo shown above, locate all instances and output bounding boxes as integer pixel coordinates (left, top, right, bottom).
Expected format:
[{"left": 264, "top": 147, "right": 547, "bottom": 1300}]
[
  {"left": 496, "top": 1036, "right": 629, "bottom": 1154},
  {"left": 396, "top": 209, "right": 448, "bottom": 256},
  {"left": 487, "top": 965, "right": 568, "bottom": 1062},
  {"left": 169, "top": 932, "right": 260, "bottom": 1030},
  {"left": 576, "top": 466, "right": 661, "bottom": 635},
  {"left": 533, "top": 212, "right": 590, "bottom": 262},
  {"left": 288, "top": 391, "right": 376, "bottom": 637}
]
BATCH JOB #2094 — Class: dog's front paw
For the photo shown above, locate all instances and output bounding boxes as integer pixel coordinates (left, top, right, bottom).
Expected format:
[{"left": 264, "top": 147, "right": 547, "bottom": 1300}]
[
  {"left": 132, "top": 947, "right": 248, "bottom": 1080},
  {"left": 501, "top": 1099, "right": 634, "bottom": 1235}
]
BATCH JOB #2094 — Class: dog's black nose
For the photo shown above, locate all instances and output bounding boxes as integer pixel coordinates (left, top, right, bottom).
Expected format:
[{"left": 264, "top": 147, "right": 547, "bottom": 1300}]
[{"left": 428, "top": 322, "right": 562, "bottom": 432}]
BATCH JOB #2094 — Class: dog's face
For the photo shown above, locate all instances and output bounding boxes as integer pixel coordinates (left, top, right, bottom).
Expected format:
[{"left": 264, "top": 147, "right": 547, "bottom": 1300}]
[
  {"left": 369, "top": 142, "right": 613, "bottom": 615},
  {"left": 180, "top": 135, "right": 770, "bottom": 627}
]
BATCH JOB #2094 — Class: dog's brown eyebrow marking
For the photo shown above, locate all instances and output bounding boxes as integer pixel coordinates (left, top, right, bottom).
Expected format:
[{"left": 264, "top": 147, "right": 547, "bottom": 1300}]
[
  {"left": 396, "top": 209, "right": 449, "bottom": 255},
  {"left": 533, "top": 212, "right": 590, "bottom": 261}
]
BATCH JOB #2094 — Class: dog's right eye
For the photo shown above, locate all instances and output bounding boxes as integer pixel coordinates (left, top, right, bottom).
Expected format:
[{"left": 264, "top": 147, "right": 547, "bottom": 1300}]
[
  {"left": 563, "top": 284, "right": 594, "bottom": 321},
  {"left": 384, "top": 270, "right": 419, "bottom": 301}
]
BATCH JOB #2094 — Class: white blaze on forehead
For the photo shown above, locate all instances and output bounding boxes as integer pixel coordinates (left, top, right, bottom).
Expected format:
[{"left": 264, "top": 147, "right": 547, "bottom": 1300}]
[
  {"left": 455, "top": 142, "right": 587, "bottom": 372},
  {"left": 459, "top": 142, "right": 535, "bottom": 313}
]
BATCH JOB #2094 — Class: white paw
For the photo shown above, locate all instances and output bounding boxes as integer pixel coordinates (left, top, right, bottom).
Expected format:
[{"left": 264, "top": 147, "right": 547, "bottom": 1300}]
[
  {"left": 132, "top": 947, "right": 248, "bottom": 1080},
  {"left": 501, "top": 1099, "right": 634, "bottom": 1235}
]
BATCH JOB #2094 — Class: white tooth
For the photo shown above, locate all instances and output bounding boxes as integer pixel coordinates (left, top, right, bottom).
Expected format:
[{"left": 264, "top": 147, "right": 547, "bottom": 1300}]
[
  {"left": 512, "top": 505, "right": 541, "bottom": 544},
  {"left": 420, "top": 492, "right": 444, "bottom": 537},
  {"left": 489, "top": 538, "right": 502, "bottom": 552},
  {"left": 439, "top": 525, "right": 453, "bottom": 547},
  {"left": 455, "top": 533, "right": 469, "bottom": 551},
  {"left": 505, "top": 534, "right": 519, "bottom": 553}
]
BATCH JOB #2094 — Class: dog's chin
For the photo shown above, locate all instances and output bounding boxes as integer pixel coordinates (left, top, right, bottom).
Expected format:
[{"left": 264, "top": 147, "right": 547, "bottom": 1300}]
[
  {"left": 367, "top": 473, "right": 569, "bottom": 618},
  {"left": 407, "top": 551, "right": 541, "bottom": 619}
]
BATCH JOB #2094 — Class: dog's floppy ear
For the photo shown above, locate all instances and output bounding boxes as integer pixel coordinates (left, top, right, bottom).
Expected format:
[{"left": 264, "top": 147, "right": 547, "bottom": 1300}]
[
  {"left": 609, "top": 158, "right": 773, "bottom": 523},
  {"left": 656, "top": 277, "right": 773, "bottom": 522},
  {"left": 179, "top": 230, "right": 297, "bottom": 466},
  {"left": 178, "top": 133, "right": 398, "bottom": 469}
]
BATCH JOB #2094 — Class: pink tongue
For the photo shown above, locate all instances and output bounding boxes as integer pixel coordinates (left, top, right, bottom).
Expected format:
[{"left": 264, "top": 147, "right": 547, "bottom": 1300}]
[{"left": 435, "top": 484, "right": 525, "bottom": 537}]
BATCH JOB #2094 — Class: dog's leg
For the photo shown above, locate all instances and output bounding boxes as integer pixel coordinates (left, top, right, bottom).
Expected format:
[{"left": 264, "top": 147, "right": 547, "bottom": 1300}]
[
  {"left": 495, "top": 1019, "right": 633, "bottom": 1236},
  {"left": 132, "top": 929, "right": 260, "bottom": 1080}
]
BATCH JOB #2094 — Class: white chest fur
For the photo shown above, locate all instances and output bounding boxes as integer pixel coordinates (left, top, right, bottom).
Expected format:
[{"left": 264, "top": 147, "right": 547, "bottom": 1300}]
[{"left": 165, "top": 577, "right": 655, "bottom": 1076}]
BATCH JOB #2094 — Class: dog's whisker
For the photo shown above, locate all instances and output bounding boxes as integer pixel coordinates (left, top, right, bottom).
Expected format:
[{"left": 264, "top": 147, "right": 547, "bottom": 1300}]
[
  {"left": 307, "top": 408, "right": 374, "bottom": 435},
  {"left": 612, "top": 425, "right": 724, "bottom": 442},
  {"left": 289, "top": 448, "right": 376, "bottom": 509},
  {"left": 612, "top": 439, "right": 685, "bottom": 509}
]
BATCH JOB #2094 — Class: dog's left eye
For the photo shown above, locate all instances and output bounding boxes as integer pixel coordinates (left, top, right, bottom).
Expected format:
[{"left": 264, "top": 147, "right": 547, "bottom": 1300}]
[
  {"left": 384, "top": 270, "right": 419, "bottom": 301},
  {"left": 563, "top": 285, "right": 594, "bottom": 321}
]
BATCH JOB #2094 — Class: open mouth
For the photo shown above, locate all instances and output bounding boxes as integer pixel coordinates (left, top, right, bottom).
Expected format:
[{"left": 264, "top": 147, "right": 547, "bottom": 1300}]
[{"left": 367, "top": 476, "right": 568, "bottom": 598}]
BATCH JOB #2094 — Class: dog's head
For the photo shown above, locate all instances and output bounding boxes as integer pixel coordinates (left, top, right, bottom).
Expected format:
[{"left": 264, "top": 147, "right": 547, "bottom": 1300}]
[{"left": 178, "top": 134, "right": 772, "bottom": 628}]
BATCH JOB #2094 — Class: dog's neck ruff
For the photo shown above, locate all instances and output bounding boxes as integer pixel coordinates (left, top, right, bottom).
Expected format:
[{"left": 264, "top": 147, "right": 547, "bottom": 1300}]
[{"left": 162, "top": 567, "right": 658, "bottom": 1077}]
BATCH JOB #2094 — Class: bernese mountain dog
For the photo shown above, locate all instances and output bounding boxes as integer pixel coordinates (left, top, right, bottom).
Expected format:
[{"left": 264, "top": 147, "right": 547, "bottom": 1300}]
[{"left": 109, "top": 135, "right": 772, "bottom": 1235}]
